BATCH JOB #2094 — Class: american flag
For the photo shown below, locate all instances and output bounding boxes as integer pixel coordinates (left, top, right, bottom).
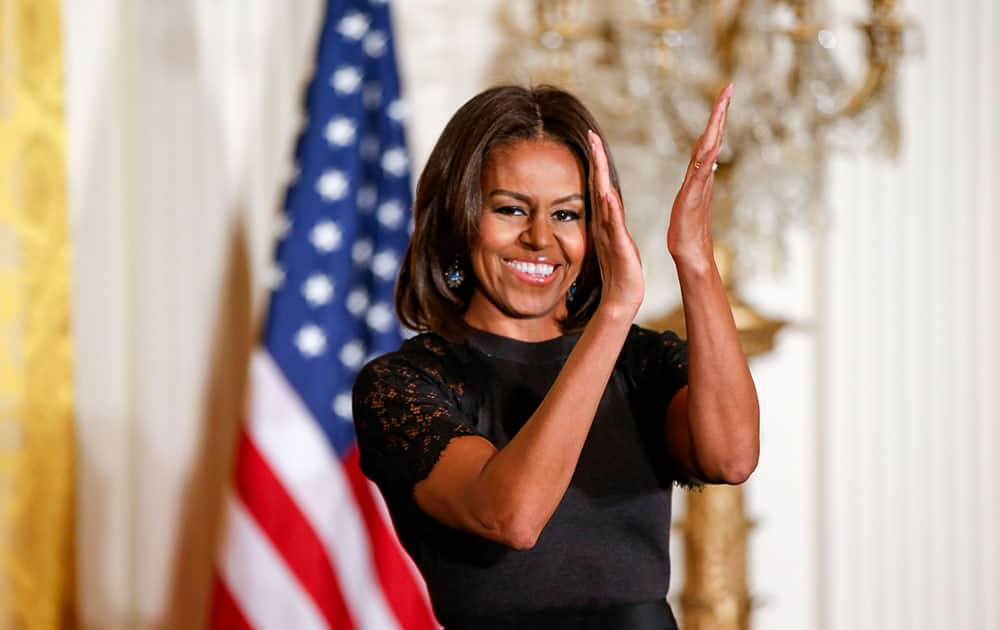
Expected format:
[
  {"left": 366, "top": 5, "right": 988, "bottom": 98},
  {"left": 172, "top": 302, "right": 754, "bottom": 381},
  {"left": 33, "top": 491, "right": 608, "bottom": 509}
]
[{"left": 211, "top": 1, "right": 438, "bottom": 628}]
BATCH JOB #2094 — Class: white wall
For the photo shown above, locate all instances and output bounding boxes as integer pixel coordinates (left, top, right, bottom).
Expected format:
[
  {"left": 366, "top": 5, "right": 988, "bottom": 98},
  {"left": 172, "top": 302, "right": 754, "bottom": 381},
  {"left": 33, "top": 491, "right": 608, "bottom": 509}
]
[
  {"left": 64, "top": 1, "right": 998, "bottom": 628},
  {"left": 819, "top": 0, "right": 999, "bottom": 628}
]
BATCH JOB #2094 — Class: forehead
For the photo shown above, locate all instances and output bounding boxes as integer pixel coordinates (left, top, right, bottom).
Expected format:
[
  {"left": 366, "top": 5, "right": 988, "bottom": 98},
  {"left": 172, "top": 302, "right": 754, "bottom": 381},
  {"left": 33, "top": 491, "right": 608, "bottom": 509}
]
[{"left": 482, "top": 139, "right": 585, "bottom": 194}]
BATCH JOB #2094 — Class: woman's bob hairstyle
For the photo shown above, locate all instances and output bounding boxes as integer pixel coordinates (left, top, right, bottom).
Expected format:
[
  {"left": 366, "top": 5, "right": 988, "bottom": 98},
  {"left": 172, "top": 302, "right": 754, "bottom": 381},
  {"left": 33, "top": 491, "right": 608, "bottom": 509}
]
[{"left": 395, "top": 84, "right": 624, "bottom": 341}]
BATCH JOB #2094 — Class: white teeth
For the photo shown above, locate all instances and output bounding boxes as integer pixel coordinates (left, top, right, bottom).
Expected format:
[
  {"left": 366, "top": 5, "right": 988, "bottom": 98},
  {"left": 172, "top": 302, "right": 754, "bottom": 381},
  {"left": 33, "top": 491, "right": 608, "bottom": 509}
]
[{"left": 505, "top": 260, "right": 555, "bottom": 277}]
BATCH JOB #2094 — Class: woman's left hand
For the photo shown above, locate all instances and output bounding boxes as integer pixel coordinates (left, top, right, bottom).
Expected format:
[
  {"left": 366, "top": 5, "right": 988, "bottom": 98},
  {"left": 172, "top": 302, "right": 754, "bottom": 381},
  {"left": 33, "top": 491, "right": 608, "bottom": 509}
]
[{"left": 666, "top": 84, "right": 733, "bottom": 265}]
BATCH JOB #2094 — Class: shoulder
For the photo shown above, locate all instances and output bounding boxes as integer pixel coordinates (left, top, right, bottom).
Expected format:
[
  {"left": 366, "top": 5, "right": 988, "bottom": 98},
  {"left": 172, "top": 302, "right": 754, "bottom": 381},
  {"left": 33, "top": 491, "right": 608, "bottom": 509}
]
[
  {"left": 354, "top": 332, "right": 471, "bottom": 402},
  {"left": 620, "top": 325, "right": 687, "bottom": 366}
]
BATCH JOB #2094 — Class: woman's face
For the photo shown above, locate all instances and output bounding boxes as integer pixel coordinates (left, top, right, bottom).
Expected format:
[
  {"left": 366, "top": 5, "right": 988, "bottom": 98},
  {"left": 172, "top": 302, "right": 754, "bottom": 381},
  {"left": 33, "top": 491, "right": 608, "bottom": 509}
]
[{"left": 464, "top": 138, "right": 588, "bottom": 340}]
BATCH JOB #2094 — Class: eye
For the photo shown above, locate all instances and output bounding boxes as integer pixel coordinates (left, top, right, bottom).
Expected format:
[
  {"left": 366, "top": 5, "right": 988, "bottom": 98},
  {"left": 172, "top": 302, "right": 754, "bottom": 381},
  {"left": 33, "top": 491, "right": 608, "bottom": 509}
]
[
  {"left": 552, "top": 209, "right": 583, "bottom": 222},
  {"left": 494, "top": 205, "right": 527, "bottom": 216}
]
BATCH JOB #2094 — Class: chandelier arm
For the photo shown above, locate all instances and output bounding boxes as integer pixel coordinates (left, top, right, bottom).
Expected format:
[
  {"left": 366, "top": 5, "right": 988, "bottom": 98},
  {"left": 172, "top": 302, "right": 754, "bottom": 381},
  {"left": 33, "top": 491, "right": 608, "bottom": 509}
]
[
  {"left": 831, "top": 62, "right": 888, "bottom": 119},
  {"left": 713, "top": 0, "right": 751, "bottom": 80}
]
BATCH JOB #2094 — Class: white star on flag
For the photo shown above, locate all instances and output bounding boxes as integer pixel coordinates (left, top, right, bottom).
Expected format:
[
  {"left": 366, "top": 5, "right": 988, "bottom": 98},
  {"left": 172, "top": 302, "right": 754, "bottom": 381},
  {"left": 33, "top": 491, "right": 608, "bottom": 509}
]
[
  {"left": 363, "top": 31, "right": 387, "bottom": 57},
  {"left": 302, "top": 273, "right": 335, "bottom": 306},
  {"left": 333, "top": 393, "right": 354, "bottom": 419},
  {"left": 356, "top": 184, "right": 377, "bottom": 211},
  {"left": 337, "top": 12, "right": 370, "bottom": 40},
  {"left": 381, "top": 147, "right": 409, "bottom": 177},
  {"left": 331, "top": 66, "right": 363, "bottom": 94},
  {"left": 346, "top": 287, "right": 370, "bottom": 316},
  {"left": 339, "top": 340, "right": 366, "bottom": 370},
  {"left": 324, "top": 117, "right": 357, "bottom": 147},
  {"left": 377, "top": 200, "right": 405, "bottom": 229},
  {"left": 363, "top": 83, "right": 383, "bottom": 110},
  {"left": 294, "top": 324, "right": 327, "bottom": 357},
  {"left": 360, "top": 135, "right": 380, "bottom": 161},
  {"left": 316, "top": 169, "right": 350, "bottom": 201},
  {"left": 371, "top": 250, "right": 398, "bottom": 280},
  {"left": 387, "top": 99, "right": 407, "bottom": 122},
  {"left": 310, "top": 219, "right": 343, "bottom": 252},
  {"left": 352, "top": 238, "right": 374, "bottom": 264},
  {"left": 366, "top": 303, "right": 394, "bottom": 333}
]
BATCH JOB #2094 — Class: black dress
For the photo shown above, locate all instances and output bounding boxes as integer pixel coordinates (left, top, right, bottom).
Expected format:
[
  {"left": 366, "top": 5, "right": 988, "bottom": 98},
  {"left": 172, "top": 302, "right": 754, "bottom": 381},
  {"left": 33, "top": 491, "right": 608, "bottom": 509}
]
[{"left": 352, "top": 325, "right": 691, "bottom": 629}]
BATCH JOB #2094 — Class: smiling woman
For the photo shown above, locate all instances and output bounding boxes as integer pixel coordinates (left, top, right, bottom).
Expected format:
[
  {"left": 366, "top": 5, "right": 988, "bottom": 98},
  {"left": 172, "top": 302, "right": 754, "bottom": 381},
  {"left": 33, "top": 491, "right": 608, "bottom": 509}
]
[
  {"left": 352, "top": 84, "right": 759, "bottom": 629},
  {"left": 465, "top": 140, "right": 588, "bottom": 339},
  {"left": 393, "top": 85, "right": 613, "bottom": 342}
]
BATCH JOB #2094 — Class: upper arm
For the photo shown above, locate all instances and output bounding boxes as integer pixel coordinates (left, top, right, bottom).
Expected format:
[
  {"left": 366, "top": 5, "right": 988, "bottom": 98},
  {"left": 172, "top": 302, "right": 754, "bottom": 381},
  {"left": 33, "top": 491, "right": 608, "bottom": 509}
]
[
  {"left": 624, "top": 327, "right": 702, "bottom": 486},
  {"left": 353, "top": 354, "right": 520, "bottom": 546},
  {"left": 412, "top": 434, "right": 505, "bottom": 539},
  {"left": 664, "top": 385, "right": 707, "bottom": 485},
  {"left": 353, "top": 354, "right": 478, "bottom": 505}
]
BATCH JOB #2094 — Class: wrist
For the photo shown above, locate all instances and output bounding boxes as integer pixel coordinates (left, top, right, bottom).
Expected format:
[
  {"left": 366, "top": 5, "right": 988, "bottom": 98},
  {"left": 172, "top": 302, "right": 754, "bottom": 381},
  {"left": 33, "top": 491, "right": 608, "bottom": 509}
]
[
  {"left": 591, "top": 301, "right": 638, "bottom": 329},
  {"left": 671, "top": 249, "right": 716, "bottom": 278}
]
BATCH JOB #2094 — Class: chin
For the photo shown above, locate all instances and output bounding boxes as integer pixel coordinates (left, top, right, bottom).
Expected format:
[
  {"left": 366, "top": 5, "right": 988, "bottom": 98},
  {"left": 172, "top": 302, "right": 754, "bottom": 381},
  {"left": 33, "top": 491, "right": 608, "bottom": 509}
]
[{"left": 500, "top": 297, "right": 566, "bottom": 321}]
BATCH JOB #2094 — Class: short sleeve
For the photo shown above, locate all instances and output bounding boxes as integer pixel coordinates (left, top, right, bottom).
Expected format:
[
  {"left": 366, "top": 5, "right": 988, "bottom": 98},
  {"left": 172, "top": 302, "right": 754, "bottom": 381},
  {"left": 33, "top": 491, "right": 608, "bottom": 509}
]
[
  {"left": 618, "top": 325, "right": 694, "bottom": 485},
  {"left": 352, "top": 352, "right": 479, "bottom": 500},
  {"left": 619, "top": 325, "right": 689, "bottom": 411}
]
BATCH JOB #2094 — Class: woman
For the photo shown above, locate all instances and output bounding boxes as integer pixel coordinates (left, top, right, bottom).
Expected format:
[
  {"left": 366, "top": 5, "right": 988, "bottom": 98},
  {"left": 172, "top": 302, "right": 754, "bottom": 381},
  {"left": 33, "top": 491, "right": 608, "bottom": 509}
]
[{"left": 353, "top": 84, "right": 759, "bottom": 629}]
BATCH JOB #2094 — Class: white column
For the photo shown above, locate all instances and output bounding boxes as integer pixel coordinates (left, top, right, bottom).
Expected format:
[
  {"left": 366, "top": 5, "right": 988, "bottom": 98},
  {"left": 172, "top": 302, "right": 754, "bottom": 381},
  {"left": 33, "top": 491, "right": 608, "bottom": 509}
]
[
  {"left": 65, "top": 1, "right": 323, "bottom": 626},
  {"left": 821, "top": 1, "right": 998, "bottom": 628}
]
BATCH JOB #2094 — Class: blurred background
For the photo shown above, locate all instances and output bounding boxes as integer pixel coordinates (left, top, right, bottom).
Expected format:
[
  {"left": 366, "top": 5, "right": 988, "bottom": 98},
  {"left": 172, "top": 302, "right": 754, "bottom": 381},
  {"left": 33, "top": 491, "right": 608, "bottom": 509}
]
[{"left": 2, "top": 0, "right": 997, "bottom": 628}]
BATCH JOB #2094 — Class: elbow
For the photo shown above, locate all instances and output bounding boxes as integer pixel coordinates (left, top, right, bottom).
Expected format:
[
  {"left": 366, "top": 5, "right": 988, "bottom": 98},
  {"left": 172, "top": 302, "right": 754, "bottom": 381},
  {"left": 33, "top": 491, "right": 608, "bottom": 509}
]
[
  {"left": 717, "top": 441, "right": 760, "bottom": 485},
  {"left": 477, "top": 512, "right": 542, "bottom": 551},
  {"left": 718, "top": 454, "right": 757, "bottom": 485},
  {"left": 714, "top": 410, "right": 760, "bottom": 485},
  {"left": 505, "top": 525, "right": 540, "bottom": 551},
  {"left": 696, "top": 440, "right": 759, "bottom": 485}
]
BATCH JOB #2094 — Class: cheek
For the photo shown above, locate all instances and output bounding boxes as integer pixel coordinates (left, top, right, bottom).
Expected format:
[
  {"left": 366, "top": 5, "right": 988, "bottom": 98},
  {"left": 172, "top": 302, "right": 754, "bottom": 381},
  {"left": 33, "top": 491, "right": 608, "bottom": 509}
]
[{"left": 560, "top": 223, "right": 588, "bottom": 264}]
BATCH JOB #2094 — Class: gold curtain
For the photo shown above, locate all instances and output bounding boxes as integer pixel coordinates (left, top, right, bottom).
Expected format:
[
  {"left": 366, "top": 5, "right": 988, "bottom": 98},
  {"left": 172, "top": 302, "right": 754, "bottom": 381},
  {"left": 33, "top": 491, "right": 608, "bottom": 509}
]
[{"left": 0, "top": 0, "right": 76, "bottom": 628}]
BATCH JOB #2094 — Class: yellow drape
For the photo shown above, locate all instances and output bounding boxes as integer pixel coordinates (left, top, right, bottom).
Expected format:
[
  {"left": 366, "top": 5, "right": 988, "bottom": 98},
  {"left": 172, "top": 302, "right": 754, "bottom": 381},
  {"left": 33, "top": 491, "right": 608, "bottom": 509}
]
[{"left": 0, "top": 0, "right": 76, "bottom": 628}]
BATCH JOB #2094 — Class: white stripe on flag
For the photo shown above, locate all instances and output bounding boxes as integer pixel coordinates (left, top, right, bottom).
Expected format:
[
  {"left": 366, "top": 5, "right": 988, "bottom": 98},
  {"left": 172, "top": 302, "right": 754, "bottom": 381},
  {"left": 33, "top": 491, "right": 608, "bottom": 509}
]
[
  {"left": 220, "top": 495, "right": 329, "bottom": 630},
  {"left": 249, "top": 350, "right": 401, "bottom": 630}
]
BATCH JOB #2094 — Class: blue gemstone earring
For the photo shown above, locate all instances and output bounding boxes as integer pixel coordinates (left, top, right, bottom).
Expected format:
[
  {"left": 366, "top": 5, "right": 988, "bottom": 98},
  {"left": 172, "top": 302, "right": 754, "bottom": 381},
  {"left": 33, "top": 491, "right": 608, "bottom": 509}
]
[
  {"left": 444, "top": 260, "right": 464, "bottom": 289},
  {"left": 567, "top": 281, "right": 578, "bottom": 303}
]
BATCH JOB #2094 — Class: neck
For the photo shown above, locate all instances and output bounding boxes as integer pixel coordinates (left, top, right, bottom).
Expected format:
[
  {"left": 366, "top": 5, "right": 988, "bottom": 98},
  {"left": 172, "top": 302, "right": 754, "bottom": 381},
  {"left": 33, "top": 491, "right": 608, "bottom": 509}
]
[{"left": 463, "top": 298, "right": 567, "bottom": 342}]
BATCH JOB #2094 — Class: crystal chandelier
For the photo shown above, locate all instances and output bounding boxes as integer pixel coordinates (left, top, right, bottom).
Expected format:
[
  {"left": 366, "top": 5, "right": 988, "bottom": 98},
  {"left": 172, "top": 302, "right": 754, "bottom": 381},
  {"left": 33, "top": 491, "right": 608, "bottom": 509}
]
[{"left": 500, "top": 0, "right": 915, "bottom": 275}]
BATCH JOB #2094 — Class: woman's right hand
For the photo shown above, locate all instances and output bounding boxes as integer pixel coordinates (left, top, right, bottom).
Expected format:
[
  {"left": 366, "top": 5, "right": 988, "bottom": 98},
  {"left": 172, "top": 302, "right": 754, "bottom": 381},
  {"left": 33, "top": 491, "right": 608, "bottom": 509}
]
[{"left": 587, "top": 130, "right": 644, "bottom": 321}]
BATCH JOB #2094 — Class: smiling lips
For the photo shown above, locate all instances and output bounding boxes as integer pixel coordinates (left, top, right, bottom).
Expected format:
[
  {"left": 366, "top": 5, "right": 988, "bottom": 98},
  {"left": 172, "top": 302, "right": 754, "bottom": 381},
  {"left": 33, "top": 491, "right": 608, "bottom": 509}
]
[{"left": 502, "top": 258, "right": 560, "bottom": 285}]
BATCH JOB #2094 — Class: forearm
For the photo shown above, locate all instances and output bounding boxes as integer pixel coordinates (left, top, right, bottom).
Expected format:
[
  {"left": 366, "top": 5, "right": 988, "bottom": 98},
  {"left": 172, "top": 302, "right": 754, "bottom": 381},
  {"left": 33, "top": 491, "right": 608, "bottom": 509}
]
[
  {"left": 468, "top": 307, "right": 633, "bottom": 547},
  {"left": 675, "top": 254, "right": 759, "bottom": 483}
]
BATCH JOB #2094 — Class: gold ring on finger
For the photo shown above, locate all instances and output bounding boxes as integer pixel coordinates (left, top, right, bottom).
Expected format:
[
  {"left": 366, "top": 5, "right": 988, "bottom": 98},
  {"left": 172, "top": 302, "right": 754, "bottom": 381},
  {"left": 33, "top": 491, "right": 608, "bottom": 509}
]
[{"left": 694, "top": 160, "right": 703, "bottom": 170}]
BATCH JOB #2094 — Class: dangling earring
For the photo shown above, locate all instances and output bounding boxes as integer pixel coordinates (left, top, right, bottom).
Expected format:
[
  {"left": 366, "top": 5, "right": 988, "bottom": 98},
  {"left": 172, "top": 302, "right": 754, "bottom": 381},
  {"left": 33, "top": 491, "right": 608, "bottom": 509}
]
[
  {"left": 444, "top": 260, "right": 464, "bottom": 289},
  {"left": 566, "top": 281, "right": 578, "bottom": 303}
]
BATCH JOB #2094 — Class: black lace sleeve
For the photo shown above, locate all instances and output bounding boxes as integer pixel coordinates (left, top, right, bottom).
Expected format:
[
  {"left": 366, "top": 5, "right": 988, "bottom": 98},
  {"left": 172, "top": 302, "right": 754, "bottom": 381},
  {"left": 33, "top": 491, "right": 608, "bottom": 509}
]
[
  {"left": 352, "top": 348, "right": 479, "bottom": 501},
  {"left": 619, "top": 325, "right": 698, "bottom": 486}
]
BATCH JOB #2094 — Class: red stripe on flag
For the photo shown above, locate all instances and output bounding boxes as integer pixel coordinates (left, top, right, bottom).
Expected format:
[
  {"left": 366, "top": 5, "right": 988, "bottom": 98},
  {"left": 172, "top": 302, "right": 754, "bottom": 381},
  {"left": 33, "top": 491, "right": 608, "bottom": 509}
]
[
  {"left": 342, "top": 447, "right": 440, "bottom": 630},
  {"left": 209, "top": 575, "right": 253, "bottom": 630},
  {"left": 235, "top": 429, "right": 357, "bottom": 630}
]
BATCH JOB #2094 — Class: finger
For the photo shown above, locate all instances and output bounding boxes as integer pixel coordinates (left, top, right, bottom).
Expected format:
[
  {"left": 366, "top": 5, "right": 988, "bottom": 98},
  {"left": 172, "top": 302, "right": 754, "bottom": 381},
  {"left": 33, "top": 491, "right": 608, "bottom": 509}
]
[
  {"left": 701, "top": 83, "right": 733, "bottom": 152},
  {"left": 588, "top": 129, "right": 615, "bottom": 198},
  {"left": 605, "top": 191, "right": 626, "bottom": 231},
  {"left": 682, "top": 140, "right": 722, "bottom": 189}
]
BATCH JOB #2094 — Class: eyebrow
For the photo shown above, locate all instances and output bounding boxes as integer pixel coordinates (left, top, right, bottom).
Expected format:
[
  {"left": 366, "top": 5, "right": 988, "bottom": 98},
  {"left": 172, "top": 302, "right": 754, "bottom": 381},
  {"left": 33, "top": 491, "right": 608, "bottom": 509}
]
[{"left": 489, "top": 189, "right": 585, "bottom": 205}]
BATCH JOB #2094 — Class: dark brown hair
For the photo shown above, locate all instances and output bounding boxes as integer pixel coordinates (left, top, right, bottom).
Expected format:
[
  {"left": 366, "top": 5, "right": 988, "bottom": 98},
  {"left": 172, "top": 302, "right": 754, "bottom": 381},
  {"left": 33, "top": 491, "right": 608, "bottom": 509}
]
[{"left": 395, "top": 84, "right": 623, "bottom": 341}]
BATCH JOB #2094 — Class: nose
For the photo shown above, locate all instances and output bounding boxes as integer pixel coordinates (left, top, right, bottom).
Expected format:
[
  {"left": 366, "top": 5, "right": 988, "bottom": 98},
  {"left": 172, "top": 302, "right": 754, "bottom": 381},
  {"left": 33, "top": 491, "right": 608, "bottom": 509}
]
[{"left": 520, "top": 213, "right": 554, "bottom": 250}]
